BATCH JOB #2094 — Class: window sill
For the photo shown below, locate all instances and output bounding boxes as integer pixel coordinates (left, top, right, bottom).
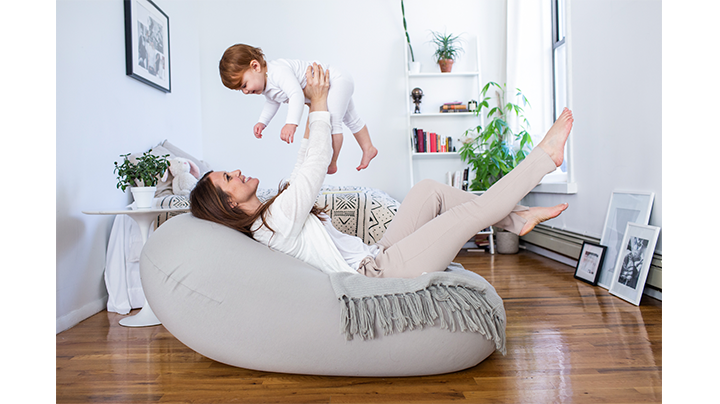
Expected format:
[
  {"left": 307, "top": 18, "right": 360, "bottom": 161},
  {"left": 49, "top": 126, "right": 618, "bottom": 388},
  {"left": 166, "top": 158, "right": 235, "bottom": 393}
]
[{"left": 530, "top": 182, "right": 577, "bottom": 194}]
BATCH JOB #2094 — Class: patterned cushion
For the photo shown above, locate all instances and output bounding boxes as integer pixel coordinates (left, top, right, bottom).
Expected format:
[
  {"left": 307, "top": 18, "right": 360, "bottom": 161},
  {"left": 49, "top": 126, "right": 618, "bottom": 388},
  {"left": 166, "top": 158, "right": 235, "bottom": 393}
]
[
  {"left": 317, "top": 186, "right": 399, "bottom": 245},
  {"left": 153, "top": 195, "right": 190, "bottom": 228},
  {"left": 257, "top": 186, "right": 400, "bottom": 244},
  {"left": 155, "top": 186, "right": 399, "bottom": 243}
]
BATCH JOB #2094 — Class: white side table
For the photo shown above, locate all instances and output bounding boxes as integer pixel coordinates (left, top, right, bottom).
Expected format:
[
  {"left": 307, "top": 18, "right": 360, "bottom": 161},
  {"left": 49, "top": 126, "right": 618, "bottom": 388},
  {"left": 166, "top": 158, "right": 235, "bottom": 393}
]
[{"left": 83, "top": 206, "right": 189, "bottom": 327}]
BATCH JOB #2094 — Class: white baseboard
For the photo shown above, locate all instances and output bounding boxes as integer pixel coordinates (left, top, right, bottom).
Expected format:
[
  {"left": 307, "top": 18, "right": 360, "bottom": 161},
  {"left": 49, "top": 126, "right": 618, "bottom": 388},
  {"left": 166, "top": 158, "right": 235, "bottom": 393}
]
[
  {"left": 522, "top": 242, "right": 578, "bottom": 268},
  {"left": 56, "top": 297, "right": 107, "bottom": 334}
]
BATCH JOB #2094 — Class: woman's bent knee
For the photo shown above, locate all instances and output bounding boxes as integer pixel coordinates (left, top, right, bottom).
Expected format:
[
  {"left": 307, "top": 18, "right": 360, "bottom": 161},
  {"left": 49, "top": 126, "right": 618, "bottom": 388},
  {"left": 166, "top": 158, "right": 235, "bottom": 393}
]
[{"left": 415, "top": 179, "right": 442, "bottom": 192}]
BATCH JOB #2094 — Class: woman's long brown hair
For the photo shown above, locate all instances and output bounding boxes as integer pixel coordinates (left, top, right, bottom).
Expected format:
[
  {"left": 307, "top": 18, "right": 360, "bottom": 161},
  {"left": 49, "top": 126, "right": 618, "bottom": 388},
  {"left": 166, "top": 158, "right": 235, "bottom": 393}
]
[{"left": 190, "top": 171, "right": 327, "bottom": 239}]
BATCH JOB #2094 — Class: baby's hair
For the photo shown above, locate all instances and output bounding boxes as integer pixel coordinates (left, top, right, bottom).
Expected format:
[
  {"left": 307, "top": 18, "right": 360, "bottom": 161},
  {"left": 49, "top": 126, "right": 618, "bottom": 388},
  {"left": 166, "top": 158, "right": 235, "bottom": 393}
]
[{"left": 219, "top": 44, "right": 267, "bottom": 90}]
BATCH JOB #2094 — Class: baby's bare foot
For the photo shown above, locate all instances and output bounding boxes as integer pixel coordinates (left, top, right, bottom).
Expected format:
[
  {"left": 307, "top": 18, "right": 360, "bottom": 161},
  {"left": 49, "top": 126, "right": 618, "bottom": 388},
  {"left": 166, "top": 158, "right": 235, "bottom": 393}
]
[
  {"left": 327, "top": 163, "right": 338, "bottom": 175},
  {"left": 356, "top": 146, "right": 378, "bottom": 171},
  {"left": 517, "top": 203, "right": 569, "bottom": 236},
  {"left": 538, "top": 108, "right": 574, "bottom": 167}
]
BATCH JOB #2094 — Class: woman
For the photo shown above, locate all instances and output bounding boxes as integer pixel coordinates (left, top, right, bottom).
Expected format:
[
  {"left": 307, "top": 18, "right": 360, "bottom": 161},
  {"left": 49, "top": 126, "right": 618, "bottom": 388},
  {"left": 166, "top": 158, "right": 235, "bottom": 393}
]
[{"left": 191, "top": 63, "right": 574, "bottom": 278}]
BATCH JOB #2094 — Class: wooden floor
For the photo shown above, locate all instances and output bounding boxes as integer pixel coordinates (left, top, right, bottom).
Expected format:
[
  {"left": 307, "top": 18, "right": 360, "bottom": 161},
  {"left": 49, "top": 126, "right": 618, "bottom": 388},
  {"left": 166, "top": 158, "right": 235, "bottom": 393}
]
[{"left": 56, "top": 250, "right": 661, "bottom": 403}]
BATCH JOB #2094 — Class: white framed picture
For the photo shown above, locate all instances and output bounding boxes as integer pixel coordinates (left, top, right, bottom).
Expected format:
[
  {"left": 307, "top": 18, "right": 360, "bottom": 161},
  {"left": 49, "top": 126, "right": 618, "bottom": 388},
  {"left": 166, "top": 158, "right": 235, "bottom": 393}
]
[
  {"left": 597, "top": 191, "right": 655, "bottom": 288},
  {"left": 124, "top": 0, "right": 171, "bottom": 92},
  {"left": 608, "top": 223, "right": 660, "bottom": 305}
]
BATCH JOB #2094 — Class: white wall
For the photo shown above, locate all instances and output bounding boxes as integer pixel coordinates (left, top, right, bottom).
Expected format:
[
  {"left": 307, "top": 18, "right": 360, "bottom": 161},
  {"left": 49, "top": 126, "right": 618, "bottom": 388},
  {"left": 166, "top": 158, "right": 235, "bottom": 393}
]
[
  {"left": 196, "top": 0, "right": 505, "bottom": 201},
  {"left": 522, "top": 0, "right": 662, "bottom": 253},
  {"left": 56, "top": 0, "right": 204, "bottom": 332}
]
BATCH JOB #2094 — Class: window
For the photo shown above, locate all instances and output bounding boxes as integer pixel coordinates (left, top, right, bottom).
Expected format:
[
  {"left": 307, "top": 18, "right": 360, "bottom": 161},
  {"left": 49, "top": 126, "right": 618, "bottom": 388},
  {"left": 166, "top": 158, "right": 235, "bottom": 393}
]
[
  {"left": 505, "top": 0, "right": 574, "bottom": 192},
  {"left": 550, "top": 0, "right": 569, "bottom": 176}
]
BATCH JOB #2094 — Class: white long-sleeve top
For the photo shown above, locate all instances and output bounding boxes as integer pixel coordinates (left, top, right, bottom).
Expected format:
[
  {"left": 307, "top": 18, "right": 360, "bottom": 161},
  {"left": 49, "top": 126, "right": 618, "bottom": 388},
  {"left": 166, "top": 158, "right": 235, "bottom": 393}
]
[
  {"left": 251, "top": 111, "right": 378, "bottom": 274},
  {"left": 258, "top": 59, "right": 314, "bottom": 128}
]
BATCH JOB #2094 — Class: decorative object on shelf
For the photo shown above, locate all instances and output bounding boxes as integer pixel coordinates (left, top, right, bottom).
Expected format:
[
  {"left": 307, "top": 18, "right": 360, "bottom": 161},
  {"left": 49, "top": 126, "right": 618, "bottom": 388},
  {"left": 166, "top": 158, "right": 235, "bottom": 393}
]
[
  {"left": 608, "top": 223, "right": 661, "bottom": 305},
  {"left": 401, "top": 0, "right": 420, "bottom": 73},
  {"left": 114, "top": 149, "right": 170, "bottom": 208},
  {"left": 124, "top": 0, "right": 171, "bottom": 92},
  {"left": 468, "top": 99, "right": 478, "bottom": 112},
  {"left": 411, "top": 87, "right": 423, "bottom": 113},
  {"left": 430, "top": 30, "right": 463, "bottom": 73},
  {"left": 459, "top": 81, "right": 534, "bottom": 191}
]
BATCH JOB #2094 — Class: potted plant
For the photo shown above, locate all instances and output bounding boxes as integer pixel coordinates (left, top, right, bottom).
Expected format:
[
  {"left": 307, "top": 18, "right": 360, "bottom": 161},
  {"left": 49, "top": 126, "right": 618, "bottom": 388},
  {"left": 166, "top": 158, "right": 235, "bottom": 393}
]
[
  {"left": 459, "top": 81, "right": 534, "bottom": 191},
  {"left": 401, "top": 0, "right": 420, "bottom": 73},
  {"left": 114, "top": 149, "right": 170, "bottom": 208},
  {"left": 458, "top": 82, "right": 534, "bottom": 253},
  {"left": 430, "top": 30, "right": 463, "bottom": 73}
]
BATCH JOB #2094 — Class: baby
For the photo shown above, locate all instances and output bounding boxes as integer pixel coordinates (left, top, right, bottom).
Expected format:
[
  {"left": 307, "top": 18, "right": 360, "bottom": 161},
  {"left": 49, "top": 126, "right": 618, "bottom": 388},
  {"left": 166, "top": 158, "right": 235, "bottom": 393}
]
[{"left": 219, "top": 44, "right": 378, "bottom": 174}]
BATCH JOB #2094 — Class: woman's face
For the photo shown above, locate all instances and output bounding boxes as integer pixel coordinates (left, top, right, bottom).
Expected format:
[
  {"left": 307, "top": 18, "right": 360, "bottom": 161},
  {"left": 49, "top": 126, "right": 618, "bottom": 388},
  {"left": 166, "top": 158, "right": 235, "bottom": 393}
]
[{"left": 209, "top": 170, "right": 259, "bottom": 207}]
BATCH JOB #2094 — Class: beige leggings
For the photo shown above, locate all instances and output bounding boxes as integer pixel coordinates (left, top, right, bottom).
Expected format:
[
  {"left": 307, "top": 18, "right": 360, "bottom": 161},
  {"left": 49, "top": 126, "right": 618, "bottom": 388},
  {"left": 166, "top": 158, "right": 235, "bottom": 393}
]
[{"left": 359, "top": 147, "right": 557, "bottom": 278}]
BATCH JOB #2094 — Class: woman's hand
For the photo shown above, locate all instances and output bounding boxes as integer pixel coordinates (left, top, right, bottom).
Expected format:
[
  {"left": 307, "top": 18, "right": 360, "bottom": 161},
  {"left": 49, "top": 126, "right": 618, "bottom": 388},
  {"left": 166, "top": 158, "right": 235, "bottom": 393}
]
[{"left": 303, "top": 63, "right": 330, "bottom": 113}]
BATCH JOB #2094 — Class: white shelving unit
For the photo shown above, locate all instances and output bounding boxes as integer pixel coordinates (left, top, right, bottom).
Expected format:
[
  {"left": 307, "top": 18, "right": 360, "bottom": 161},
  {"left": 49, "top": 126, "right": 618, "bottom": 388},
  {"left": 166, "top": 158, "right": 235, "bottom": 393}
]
[
  {"left": 403, "top": 35, "right": 484, "bottom": 187},
  {"left": 402, "top": 35, "right": 494, "bottom": 253}
]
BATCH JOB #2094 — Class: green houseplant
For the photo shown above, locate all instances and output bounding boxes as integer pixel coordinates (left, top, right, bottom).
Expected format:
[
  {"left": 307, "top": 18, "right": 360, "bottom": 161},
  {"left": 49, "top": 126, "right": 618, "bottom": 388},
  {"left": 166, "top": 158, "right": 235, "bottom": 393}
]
[
  {"left": 114, "top": 149, "right": 170, "bottom": 208},
  {"left": 430, "top": 30, "right": 463, "bottom": 72},
  {"left": 401, "top": 0, "right": 415, "bottom": 64},
  {"left": 459, "top": 81, "right": 534, "bottom": 192}
]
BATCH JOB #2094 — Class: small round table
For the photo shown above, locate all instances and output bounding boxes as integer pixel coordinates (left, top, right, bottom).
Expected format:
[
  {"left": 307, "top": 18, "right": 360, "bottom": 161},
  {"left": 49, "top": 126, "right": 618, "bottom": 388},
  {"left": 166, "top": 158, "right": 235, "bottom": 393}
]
[{"left": 83, "top": 206, "right": 189, "bottom": 327}]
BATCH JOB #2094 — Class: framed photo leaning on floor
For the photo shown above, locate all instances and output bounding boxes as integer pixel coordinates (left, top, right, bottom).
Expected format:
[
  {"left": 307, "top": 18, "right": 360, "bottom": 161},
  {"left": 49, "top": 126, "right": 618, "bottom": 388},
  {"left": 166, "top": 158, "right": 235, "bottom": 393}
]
[
  {"left": 608, "top": 223, "right": 661, "bottom": 306},
  {"left": 597, "top": 191, "right": 655, "bottom": 288},
  {"left": 573, "top": 242, "right": 607, "bottom": 286}
]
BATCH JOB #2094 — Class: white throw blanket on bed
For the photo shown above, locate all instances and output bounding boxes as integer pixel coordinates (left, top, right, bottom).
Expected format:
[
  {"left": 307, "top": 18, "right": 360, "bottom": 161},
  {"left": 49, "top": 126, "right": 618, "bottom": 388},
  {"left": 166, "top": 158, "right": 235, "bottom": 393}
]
[{"left": 329, "top": 263, "right": 507, "bottom": 355}]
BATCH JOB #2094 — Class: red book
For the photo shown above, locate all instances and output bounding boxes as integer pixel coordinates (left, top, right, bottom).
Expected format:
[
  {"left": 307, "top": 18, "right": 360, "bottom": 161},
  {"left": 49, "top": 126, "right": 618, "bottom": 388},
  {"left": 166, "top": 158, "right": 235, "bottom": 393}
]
[{"left": 430, "top": 132, "right": 437, "bottom": 152}]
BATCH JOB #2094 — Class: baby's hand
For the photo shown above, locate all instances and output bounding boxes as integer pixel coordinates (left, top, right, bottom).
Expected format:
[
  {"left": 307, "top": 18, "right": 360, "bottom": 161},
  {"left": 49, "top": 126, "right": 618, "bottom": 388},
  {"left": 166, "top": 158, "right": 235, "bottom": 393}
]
[
  {"left": 280, "top": 124, "right": 297, "bottom": 144},
  {"left": 254, "top": 123, "right": 266, "bottom": 139}
]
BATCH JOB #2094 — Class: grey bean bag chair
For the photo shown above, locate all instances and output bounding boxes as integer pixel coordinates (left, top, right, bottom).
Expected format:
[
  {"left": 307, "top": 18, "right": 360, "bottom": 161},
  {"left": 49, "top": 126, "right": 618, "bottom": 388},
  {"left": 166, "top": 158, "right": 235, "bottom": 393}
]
[{"left": 140, "top": 212, "right": 506, "bottom": 377}]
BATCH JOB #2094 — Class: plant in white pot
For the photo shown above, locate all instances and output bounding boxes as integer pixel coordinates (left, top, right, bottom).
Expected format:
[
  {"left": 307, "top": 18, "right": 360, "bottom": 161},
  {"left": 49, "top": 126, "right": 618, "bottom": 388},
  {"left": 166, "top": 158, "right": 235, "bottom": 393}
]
[
  {"left": 401, "top": 0, "right": 420, "bottom": 73},
  {"left": 114, "top": 150, "right": 170, "bottom": 208}
]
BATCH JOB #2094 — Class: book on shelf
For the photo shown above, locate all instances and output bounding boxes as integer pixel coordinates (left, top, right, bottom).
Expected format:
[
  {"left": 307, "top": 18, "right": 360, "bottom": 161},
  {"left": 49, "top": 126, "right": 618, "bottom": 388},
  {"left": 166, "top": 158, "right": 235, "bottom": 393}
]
[
  {"left": 412, "top": 128, "right": 458, "bottom": 153},
  {"left": 446, "top": 167, "right": 469, "bottom": 190},
  {"left": 440, "top": 102, "right": 469, "bottom": 113}
]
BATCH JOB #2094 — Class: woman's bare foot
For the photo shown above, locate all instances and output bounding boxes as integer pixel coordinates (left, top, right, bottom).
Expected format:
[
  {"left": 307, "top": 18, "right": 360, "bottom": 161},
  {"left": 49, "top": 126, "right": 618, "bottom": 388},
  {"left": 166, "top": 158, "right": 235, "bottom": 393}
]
[
  {"left": 356, "top": 146, "right": 378, "bottom": 171},
  {"left": 517, "top": 203, "right": 569, "bottom": 236},
  {"left": 537, "top": 108, "right": 574, "bottom": 167}
]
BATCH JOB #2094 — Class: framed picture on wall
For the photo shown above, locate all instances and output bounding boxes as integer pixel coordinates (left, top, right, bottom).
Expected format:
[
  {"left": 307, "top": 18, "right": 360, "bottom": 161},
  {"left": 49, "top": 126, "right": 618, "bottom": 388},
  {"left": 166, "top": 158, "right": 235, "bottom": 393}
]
[
  {"left": 596, "top": 191, "right": 654, "bottom": 289},
  {"left": 608, "top": 223, "right": 660, "bottom": 306},
  {"left": 124, "top": 0, "right": 171, "bottom": 92},
  {"left": 573, "top": 242, "right": 607, "bottom": 285}
]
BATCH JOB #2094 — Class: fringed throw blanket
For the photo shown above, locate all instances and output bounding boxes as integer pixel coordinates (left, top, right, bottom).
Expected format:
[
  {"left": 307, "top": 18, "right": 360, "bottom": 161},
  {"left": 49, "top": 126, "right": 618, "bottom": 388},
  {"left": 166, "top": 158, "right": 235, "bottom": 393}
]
[{"left": 330, "top": 263, "right": 507, "bottom": 355}]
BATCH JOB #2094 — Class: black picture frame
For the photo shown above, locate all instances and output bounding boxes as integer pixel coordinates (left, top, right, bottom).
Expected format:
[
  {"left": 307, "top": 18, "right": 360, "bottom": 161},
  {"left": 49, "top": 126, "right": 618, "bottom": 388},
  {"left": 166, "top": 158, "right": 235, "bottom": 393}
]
[
  {"left": 573, "top": 242, "right": 607, "bottom": 285},
  {"left": 124, "top": 0, "right": 171, "bottom": 92}
]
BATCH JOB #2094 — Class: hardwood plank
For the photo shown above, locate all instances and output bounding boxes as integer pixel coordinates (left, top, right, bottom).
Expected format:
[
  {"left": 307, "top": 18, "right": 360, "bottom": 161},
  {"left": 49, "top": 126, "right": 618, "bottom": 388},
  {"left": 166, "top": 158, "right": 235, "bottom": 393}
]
[{"left": 56, "top": 250, "right": 661, "bottom": 403}]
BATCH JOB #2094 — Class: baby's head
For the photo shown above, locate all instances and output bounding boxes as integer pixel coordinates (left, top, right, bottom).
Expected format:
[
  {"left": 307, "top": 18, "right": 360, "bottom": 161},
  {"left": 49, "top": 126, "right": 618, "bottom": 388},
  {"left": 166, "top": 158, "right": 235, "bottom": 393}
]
[{"left": 219, "top": 44, "right": 267, "bottom": 90}]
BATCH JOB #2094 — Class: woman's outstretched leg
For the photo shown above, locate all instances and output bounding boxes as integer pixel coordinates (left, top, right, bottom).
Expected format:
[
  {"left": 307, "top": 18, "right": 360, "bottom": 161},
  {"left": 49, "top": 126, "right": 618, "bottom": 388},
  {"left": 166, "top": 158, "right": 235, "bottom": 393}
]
[{"left": 365, "top": 109, "right": 573, "bottom": 278}]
